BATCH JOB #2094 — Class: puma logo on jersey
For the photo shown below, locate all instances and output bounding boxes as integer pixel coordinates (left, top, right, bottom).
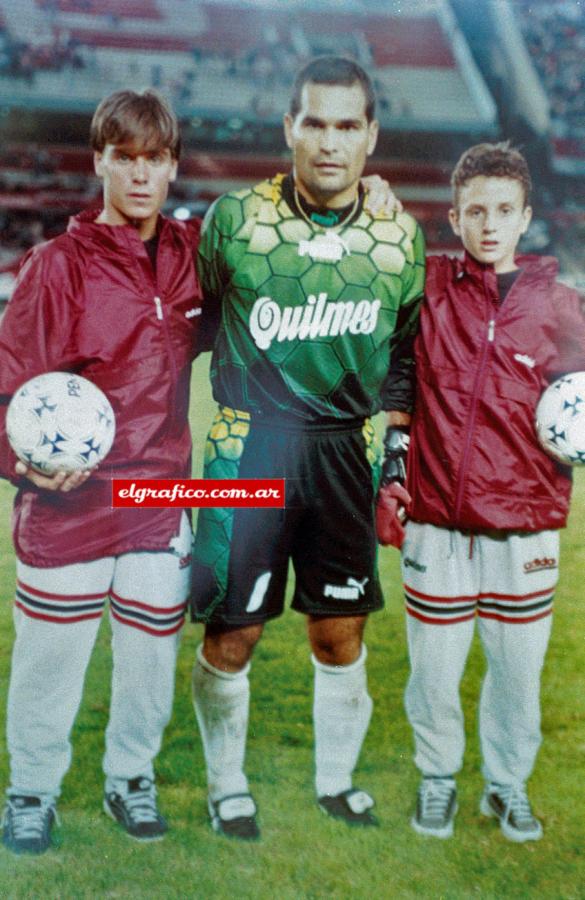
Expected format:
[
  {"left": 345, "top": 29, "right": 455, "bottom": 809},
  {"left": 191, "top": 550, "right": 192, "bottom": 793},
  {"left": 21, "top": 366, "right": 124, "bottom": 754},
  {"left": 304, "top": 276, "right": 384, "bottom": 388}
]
[
  {"left": 323, "top": 576, "right": 369, "bottom": 601},
  {"left": 250, "top": 292, "right": 381, "bottom": 351},
  {"left": 298, "top": 232, "right": 350, "bottom": 262}
]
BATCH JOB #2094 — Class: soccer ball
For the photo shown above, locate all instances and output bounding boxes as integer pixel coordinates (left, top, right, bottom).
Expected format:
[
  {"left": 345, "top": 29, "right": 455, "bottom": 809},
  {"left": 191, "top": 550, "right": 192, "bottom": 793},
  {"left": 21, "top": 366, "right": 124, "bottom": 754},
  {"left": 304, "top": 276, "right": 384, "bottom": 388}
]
[
  {"left": 6, "top": 372, "right": 116, "bottom": 474},
  {"left": 535, "top": 372, "right": 585, "bottom": 466}
]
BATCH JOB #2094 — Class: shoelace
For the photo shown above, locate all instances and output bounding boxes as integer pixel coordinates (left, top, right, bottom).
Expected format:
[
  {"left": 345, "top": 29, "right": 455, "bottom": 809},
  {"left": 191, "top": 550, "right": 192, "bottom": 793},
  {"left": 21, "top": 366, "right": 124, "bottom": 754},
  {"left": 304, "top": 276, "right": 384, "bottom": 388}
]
[
  {"left": 497, "top": 786, "right": 534, "bottom": 825},
  {"left": 124, "top": 789, "right": 160, "bottom": 824},
  {"left": 5, "top": 800, "right": 56, "bottom": 840},
  {"left": 420, "top": 780, "right": 454, "bottom": 819}
]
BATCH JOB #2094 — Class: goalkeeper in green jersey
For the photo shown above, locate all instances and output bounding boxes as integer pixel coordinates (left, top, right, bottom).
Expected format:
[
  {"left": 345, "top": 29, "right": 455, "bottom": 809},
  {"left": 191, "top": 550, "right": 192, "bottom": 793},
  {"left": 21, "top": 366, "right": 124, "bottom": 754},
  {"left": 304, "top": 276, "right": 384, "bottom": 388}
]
[{"left": 190, "top": 56, "right": 425, "bottom": 840}]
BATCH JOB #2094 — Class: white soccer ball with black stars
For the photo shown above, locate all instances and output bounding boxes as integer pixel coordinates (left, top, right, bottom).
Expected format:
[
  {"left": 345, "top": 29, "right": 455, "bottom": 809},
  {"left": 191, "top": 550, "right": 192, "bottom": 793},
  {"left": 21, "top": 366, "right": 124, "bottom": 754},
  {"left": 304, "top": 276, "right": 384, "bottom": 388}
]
[
  {"left": 6, "top": 372, "right": 116, "bottom": 474},
  {"left": 535, "top": 372, "right": 585, "bottom": 466}
]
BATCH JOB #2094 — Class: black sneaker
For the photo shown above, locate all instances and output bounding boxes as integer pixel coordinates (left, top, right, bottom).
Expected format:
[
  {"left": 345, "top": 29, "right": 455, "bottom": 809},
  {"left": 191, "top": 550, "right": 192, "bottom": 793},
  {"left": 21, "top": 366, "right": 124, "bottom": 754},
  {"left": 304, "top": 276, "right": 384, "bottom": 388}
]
[
  {"left": 2, "top": 794, "right": 57, "bottom": 855},
  {"left": 208, "top": 793, "right": 260, "bottom": 841},
  {"left": 480, "top": 783, "right": 543, "bottom": 843},
  {"left": 318, "top": 789, "right": 379, "bottom": 826},
  {"left": 411, "top": 777, "right": 458, "bottom": 839},
  {"left": 104, "top": 777, "right": 168, "bottom": 842}
]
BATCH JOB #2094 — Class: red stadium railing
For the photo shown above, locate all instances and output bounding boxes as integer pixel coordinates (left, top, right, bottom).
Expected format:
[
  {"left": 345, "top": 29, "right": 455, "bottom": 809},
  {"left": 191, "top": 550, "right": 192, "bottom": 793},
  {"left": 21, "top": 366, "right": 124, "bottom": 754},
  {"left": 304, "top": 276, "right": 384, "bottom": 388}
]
[{"left": 35, "top": 0, "right": 162, "bottom": 21}]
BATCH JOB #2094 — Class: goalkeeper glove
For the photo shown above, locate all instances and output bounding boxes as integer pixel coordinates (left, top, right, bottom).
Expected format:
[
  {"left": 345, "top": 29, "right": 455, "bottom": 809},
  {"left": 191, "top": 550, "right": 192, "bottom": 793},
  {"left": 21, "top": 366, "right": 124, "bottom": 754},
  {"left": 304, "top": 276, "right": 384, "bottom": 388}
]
[
  {"left": 376, "top": 426, "right": 411, "bottom": 549},
  {"left": 380, "top": 425, "right": 410, "bottom": 486}
]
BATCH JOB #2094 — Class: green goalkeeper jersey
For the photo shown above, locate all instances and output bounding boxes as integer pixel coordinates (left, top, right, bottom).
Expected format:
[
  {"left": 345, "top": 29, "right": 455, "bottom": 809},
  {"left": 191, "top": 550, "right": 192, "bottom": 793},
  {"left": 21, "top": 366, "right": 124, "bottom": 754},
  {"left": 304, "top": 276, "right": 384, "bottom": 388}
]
[{"left": 198, "top": 174, "right": 425, "bottom": 421}]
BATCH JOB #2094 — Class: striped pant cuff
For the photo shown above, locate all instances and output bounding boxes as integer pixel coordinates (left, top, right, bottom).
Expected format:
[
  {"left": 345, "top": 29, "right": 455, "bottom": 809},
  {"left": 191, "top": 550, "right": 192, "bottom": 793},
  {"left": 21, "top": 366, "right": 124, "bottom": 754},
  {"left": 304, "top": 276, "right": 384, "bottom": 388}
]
[
  {"left": 110, "top": 591, "right": 186, "bottom": 636},
  {"left": 15, "top": 579, "right": 106, "bottom": 625}
]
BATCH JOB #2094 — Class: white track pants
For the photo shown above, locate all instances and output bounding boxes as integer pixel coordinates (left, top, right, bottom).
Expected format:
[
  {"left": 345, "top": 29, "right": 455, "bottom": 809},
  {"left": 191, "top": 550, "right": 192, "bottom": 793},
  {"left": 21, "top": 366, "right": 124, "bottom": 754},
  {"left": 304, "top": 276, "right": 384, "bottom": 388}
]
[
  {"left": 6, "top": 514, "right": 191, "bottom": 798},
  {"left": 402, "top": 522, "right": 558, "bottom": 785}
]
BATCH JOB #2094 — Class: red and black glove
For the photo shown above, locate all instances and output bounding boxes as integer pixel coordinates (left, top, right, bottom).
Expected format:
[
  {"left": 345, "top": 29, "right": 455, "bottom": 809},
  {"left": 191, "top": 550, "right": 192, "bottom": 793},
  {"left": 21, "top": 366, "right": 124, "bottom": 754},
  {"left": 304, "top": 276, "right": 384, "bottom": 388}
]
[{"left": 375, "top": 426, "right": 411, "bottom": 549}]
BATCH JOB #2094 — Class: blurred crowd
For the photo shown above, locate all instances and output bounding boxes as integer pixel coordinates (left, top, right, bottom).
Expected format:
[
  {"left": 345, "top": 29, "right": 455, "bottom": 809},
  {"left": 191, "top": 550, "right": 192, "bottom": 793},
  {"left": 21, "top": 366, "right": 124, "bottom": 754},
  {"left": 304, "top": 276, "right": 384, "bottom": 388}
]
[
  {"left": 0, "top": 26, "right": 85, "bottom": 82},
  {"left": 519, "top": 0, "right": 585, "bottom": 134}
]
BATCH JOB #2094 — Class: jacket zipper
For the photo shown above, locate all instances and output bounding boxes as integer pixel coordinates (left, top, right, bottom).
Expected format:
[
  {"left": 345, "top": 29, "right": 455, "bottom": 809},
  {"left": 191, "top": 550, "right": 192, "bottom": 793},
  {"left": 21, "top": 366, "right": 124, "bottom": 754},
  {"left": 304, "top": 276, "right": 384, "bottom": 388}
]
[
  {"left": 454, "top": 272, "right": 498, "bottom": 519},
  {"left": 455, "top": 273, "right": 522, "bottom": 521},
  {"left": 153, "top": 293, "right": 179, "bottom": 384},
  {"left": 128, "top": 229, "right": 179, "bottom": 384}
]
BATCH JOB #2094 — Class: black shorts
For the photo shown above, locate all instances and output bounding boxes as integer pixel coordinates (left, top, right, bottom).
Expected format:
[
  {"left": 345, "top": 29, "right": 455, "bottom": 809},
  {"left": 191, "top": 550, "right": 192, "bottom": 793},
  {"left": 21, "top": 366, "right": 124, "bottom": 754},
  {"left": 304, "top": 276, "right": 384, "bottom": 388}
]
[{"left": 190, "top": 407, "right": 384, "bottom": 626}]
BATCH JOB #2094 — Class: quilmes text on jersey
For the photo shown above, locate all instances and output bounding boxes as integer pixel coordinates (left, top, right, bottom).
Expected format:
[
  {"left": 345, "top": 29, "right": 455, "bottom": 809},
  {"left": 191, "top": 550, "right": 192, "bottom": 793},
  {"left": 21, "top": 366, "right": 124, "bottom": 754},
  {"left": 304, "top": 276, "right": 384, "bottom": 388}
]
[{"left": 249, "top": 292, "right": 382, "bottom": 351}]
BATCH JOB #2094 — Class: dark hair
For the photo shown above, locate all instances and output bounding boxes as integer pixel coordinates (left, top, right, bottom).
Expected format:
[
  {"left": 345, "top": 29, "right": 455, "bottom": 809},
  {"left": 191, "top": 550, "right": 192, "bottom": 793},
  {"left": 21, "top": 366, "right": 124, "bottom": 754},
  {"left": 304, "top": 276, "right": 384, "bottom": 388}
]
[
  {"left": 451, "top": 141, "right": 532, "bottom": 207},
  {"left": 289, "top": 56, "right": 376, "bottom": 122},
  {"left": 90, "top": 89, "right": 181, "bottom": 159}
]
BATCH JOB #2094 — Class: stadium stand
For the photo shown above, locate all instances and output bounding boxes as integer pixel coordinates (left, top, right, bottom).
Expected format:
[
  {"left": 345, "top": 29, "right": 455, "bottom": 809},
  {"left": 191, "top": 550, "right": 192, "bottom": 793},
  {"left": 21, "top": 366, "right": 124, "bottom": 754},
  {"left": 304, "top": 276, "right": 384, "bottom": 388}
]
[
  {"left": 9, "top": 0, "right": 583, "bottom": 303},
  {"left": 517, "top": 0, "right": 585, "bottom": 132},
  {"left": 36, "top": 1, "right": 163, "bottom": 21},
  {"left": 0, "top": 0, "right": 498, "bottom": 307},
  {"left": 516, "top": 0, "right": 585, "bottom": 173},
  {"left": 501, "top": 0, "right": 585, "bottom": 275},
  {"left": 0, "top": 0, "right": 496, "bottom": 131}
]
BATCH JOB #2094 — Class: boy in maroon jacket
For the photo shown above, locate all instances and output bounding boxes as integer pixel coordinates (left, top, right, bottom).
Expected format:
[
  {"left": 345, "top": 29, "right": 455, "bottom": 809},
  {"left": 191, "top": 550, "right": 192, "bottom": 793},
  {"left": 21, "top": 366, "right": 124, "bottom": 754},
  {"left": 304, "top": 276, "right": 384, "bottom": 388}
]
[
  {"left": 0, "top": 89, "right": 202, "bottom": 854},
  {"left": 378, "top": 143, "right": 585, "bottom": 842}
]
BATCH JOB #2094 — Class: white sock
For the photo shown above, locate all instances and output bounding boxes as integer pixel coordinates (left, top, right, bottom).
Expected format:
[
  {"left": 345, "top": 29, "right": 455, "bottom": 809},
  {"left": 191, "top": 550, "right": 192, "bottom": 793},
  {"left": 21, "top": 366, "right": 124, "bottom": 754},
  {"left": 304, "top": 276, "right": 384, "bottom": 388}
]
[
  {"left": 312, "top": 645, "right": 373, "bottom": 798},
  {"left": 192, "top": 644, "right": 251, "bottom": 802}
]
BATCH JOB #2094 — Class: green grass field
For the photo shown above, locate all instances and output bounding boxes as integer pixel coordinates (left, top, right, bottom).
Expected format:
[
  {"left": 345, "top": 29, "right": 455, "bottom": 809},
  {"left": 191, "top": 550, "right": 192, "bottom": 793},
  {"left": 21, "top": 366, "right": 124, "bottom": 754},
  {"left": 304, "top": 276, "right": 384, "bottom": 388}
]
[{"left": 0, "top": 355, "right": 584, "bottom": 899}]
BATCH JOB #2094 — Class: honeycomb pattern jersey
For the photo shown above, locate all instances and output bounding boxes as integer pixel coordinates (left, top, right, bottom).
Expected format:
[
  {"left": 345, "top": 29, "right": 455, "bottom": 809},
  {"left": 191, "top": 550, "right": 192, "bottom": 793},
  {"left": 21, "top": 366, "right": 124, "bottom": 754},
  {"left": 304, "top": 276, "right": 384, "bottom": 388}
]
[{"left": 197, "top": 174, "right": 426, "bottom": 421}]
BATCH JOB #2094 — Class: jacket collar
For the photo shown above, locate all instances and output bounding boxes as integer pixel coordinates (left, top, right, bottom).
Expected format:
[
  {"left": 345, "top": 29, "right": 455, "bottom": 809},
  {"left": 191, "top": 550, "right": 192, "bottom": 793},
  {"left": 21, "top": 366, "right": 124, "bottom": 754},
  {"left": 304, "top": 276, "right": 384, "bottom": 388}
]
[
  {"left": 67, "top": 207, "right": 169, "bottom": 253},
  {"left": 458, "top": 250, "right": 559, "bottom": 287}
]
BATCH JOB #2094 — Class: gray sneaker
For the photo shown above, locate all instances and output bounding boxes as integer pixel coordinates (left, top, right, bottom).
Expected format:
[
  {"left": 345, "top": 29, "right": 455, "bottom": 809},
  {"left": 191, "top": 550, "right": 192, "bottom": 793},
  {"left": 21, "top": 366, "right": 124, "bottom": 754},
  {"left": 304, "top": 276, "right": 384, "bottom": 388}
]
[
  {"left": 2, "top": 795, "right": 57, "bottom": 855},
  {"left": 411, "top": 777, "right": 457, "bottom": 839},
  {"left": 480, "top": 783, "right": 543, "bottom": 843},
  {"left": 104, "top": 777, "right": 168, "bottom": 841}
]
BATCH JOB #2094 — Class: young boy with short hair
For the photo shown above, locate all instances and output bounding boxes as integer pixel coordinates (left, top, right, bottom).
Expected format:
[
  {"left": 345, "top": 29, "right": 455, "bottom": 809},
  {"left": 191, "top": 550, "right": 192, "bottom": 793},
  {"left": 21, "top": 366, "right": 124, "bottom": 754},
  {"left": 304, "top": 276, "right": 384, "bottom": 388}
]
[
  {"left": 379, "top": 142, "right": 585, "bottom": 842},
  {"left": 0, "top": 89, "right": 202, "bottom": 854}
]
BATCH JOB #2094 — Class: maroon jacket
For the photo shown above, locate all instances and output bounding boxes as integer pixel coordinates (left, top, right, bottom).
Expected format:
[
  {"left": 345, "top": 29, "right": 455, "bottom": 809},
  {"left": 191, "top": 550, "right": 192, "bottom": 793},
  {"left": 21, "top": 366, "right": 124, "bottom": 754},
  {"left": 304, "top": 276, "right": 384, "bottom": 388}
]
[
  {"left": 0, "top": 209, "right": 203, "bottom": 566},
  {"left": 407, "top": 252, "right": 585, "bottom": 532}
]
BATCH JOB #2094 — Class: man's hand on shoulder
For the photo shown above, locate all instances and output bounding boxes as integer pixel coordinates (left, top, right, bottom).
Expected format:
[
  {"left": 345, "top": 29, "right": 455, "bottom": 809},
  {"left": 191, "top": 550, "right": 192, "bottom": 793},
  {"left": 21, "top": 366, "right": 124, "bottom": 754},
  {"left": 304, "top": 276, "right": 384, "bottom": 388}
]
[
  {"left": 361, "top": 174, "right": 403, "bottom": 216},
  {"left": 375, "top": 414, "right": 411, "bottom": 549},
  {"left": 15, "top": 460, "right": 93, "bottom": 493}
]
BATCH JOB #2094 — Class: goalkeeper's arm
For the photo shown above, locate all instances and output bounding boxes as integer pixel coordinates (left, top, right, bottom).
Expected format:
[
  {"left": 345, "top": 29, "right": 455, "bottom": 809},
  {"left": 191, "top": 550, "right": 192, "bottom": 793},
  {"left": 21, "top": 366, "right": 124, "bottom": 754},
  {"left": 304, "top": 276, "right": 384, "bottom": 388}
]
[{"left": 375, "top": 410, "right": 411, "bottom": 549}]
